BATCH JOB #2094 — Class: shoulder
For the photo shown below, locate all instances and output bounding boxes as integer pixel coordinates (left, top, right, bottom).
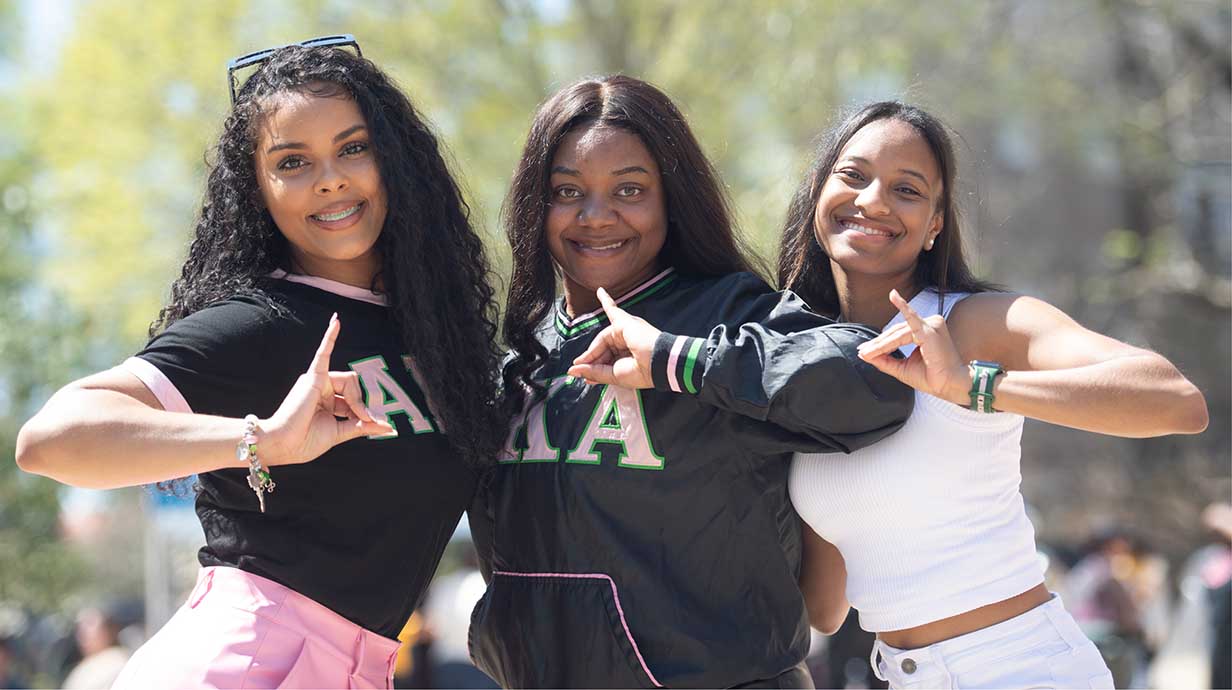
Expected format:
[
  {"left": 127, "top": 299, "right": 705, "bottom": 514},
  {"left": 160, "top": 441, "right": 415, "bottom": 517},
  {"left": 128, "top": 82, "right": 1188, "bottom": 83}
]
[
  {"left": 134, "top": 289, "right": 314, "bottom": 415},
  {"left": 673, "top": 271, "right": 778, "bottom": 316},
  {"left": 149, "top": 292, "right": 293, "bottom": 349},
  {"left": 948, "top": 292, "right": 1076, "bottom": 332},
  {"left": 670, "top": 271, "right": 843, "bottom": 336},
  {"left": 673, "top": 271, "right": 772, "bottom": 298},
  {"left": 946, "top": 291, "right": 1083, "bottom": 360},
  {"left": 138, "top": 287, "right": 322, "bottom": 373}
]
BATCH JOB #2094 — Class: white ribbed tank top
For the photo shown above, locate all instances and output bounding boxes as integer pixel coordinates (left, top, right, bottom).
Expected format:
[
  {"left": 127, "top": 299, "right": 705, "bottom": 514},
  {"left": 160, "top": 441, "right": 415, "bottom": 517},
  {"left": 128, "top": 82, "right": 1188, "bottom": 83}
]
[{"left": 789, "top": 289, "right": 1044, "bottom": 632}]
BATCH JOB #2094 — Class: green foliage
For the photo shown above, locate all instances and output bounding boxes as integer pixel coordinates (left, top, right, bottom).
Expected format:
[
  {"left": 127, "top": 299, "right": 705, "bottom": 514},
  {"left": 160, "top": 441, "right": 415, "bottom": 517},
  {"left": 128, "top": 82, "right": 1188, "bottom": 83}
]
[
  {"left": 0, "top": 108, "right": 91, "bottom": 614},
  {"left": 22, "top": 0, "right": 1085, "bottom": 319}
]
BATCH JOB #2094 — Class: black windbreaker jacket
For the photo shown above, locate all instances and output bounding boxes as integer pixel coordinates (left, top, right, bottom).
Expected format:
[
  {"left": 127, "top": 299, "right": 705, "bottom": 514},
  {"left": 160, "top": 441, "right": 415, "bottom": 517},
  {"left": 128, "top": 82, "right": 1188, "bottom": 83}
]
[{"left": 468, "top": 269, "right": 913, "bottom": 688}]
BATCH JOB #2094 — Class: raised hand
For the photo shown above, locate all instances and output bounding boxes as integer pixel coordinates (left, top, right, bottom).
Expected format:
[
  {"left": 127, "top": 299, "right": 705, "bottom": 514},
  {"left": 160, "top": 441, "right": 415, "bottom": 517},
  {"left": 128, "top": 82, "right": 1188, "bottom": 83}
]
[
  {"left": 856, "top": 289, "right": 970, "bottom": 406},
  {"left": 260, "top": 313, "right": 394, "bottom": 465},
  {"left": 567, "top": 288, "right": 661, "bottom": 389}
]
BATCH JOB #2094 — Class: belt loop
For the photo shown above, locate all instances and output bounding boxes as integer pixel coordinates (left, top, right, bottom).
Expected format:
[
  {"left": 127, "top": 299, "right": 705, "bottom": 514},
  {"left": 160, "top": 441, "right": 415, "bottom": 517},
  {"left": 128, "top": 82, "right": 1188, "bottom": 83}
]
[
  {"left": 870, "top": 640, "right": 888, "bottom": 682},
  {"left": 188, "top": 569, "right": 215, "bottom": 608}
]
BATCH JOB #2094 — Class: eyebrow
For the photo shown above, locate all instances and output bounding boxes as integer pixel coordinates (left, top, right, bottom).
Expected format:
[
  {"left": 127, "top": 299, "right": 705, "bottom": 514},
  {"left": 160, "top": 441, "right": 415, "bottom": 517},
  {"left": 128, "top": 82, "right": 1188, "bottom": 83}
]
[
  {"left": 843, "top": 156, "right": 931, "bottom": 185},
  {"left": 265, "top": 124, "right": 368, "bottom": 154},
  {"left": 550, "top": 165, "right": 651, "bottom": 177}
]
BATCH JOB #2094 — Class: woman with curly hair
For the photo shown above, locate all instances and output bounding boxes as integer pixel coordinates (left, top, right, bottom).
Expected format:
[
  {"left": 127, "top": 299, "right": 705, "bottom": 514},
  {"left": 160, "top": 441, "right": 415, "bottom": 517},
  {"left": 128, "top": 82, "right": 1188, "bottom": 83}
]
[{"left": 16, "top": 39, "right": 504, "bottom": 688}]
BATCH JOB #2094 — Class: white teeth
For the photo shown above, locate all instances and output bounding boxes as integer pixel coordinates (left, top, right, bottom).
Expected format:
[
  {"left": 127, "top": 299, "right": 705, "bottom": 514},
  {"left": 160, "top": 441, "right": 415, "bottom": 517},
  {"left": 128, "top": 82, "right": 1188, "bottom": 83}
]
[
  {"left": 312, "top": 203, "right": 362, "bottom": 222},
  {"left": 841, "top": 220, "right": 893, "bottom": 237},
  {"left": 580, "top": 240, "right": 627, "bottom": 251}
]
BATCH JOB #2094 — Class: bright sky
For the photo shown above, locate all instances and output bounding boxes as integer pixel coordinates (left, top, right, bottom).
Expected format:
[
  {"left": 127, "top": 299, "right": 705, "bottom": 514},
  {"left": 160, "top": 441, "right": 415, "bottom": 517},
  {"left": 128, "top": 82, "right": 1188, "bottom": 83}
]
[{"left": 20, "top": 0, "right": 74, "bottom": 75}]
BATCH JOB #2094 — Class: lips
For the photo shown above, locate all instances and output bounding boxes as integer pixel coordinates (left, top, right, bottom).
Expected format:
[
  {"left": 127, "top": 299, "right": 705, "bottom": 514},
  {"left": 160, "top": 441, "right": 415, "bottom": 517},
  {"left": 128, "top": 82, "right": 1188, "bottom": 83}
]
[
  {"left": 568, "top": 238, "right": 632, "bottom": 255},
  {"left": 837, "top": 217, "right": 897, "bottom": 239},
  {"left": 307, "top": 201, "right": 367, "bottom": 230},
  {"left": 310, "top": 201, "right": 364, "bottom": 222}
]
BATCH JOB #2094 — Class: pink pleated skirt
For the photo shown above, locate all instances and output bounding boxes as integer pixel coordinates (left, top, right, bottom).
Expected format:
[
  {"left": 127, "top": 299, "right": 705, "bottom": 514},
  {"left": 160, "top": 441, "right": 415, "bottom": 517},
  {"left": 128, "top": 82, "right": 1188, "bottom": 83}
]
[{"left": 111, "top": 566, "right": 400, "bottom": 689}]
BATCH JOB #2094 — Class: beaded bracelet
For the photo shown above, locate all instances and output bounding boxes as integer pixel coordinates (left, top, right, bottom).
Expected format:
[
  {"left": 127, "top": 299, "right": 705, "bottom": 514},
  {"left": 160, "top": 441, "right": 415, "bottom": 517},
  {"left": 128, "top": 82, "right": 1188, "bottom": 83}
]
[{"left": 236, "top": 414, "right": 275, "bottom": 512}]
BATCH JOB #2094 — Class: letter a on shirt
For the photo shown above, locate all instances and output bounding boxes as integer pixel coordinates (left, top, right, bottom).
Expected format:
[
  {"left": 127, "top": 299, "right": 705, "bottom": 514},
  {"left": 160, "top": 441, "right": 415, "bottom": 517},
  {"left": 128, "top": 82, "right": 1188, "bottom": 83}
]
[
  {"left": 570, "top": 384, "right": 664, "bottom": 470},
  {"left": 349, "top": 355, "right": 433, "bottom": 438}
]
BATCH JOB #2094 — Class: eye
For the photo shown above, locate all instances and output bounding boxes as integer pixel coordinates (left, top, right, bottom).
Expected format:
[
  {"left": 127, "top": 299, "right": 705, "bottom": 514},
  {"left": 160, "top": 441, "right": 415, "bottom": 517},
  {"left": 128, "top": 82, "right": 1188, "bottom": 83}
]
[
  {"left": 277, "top": 156, "right": 307, "bottom": 171},
  {"left": 615, "top": 185, "right": 643, "bottom": 198},
  {"left": 553, "top": 186, "right": 582, "bottom": 200},
  {"left": 897, "top": 186, "right": 923, "bottom": 198},
  {"left": 341, "top": 141, "right": 369, "bottom": 156},
  {"left": 836, "top": 168, "right": 865, "bottom": 182}
]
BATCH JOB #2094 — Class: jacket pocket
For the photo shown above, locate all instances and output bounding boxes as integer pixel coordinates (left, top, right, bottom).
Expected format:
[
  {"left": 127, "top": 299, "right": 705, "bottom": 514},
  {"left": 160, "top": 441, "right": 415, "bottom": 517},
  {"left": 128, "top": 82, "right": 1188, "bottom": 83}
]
[{"left": 469, "top": 571, "right": 662, "bottom": 689}]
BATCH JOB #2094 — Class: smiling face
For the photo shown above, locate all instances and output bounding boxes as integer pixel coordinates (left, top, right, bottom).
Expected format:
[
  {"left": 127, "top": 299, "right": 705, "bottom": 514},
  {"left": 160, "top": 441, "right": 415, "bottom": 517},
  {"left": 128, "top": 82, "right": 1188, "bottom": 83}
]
[
  {"left": 546, "top": 125, "right": 668, "bottom": 315},
  {"left": 254, "top": 87, "right": 387, "bottom": 287},
  {"left": 814, "top": 118, "right": 943, "bottom": 288}
]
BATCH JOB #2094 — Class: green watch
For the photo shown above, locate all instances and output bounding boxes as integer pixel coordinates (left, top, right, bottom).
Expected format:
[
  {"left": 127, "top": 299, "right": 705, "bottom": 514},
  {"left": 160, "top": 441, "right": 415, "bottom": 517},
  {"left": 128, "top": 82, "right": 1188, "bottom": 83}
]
[{"left": 968, "top": 360, "right": 1004, "bottom": 413}]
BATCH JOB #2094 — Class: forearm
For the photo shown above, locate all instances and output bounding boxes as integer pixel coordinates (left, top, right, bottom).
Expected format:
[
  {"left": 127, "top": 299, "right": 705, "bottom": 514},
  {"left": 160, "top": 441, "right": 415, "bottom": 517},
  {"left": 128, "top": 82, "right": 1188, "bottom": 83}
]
[
  {"left": 651, "top": 325, "right": 913, "bottom": 446},
  {"left": 16, "top": 387, "right": 248, "bottom": 489},
  {"left": 983, "top": 354, "right": 1208, "bottom": 437}
]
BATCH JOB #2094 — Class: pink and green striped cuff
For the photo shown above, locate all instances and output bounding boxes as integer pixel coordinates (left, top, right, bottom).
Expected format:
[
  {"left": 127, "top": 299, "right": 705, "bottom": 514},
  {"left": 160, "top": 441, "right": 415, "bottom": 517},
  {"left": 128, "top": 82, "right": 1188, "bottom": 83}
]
[{"left": 651, "top": 333, "right": 705, "bottom": 394}]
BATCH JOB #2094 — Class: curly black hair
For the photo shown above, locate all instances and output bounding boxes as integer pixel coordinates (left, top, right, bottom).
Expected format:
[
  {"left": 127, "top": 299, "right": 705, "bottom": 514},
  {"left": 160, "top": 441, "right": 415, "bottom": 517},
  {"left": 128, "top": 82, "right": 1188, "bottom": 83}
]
[
  {"left": 152, "top": 45, "right": 504, "bottom": 467},
  {"left": 778, "top": 101, "right": 999, "bottom": 317},
  {"left": 501, "top": 75, "right": 766, "bottom": 394}
]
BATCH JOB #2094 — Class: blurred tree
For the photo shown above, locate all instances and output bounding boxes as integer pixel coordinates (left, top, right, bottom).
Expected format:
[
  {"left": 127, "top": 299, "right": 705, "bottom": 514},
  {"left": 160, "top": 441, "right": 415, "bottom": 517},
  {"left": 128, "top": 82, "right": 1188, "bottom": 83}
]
[{"left": 0, "top": 30, "right": 90, "bottom": 611}]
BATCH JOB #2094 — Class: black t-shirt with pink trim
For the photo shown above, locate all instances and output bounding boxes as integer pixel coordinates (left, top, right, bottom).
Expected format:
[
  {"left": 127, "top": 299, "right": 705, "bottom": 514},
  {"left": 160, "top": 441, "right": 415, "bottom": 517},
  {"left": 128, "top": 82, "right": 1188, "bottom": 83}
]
[{"left": 126, "top": 275, "right": 475, "bottom": 639}]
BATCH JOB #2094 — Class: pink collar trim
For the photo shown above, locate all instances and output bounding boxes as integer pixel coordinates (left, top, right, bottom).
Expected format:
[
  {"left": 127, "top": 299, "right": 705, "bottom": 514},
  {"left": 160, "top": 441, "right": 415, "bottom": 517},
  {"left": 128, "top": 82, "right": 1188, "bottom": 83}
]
[{"left": 268, "top": 269, "right": 388, "bottom": 306}]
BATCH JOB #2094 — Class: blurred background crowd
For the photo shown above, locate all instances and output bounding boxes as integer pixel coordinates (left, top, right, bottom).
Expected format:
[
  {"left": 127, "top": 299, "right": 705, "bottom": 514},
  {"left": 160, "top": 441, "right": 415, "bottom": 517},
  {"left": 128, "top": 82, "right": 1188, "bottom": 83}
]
[{"left": 0, "top": 0, "right": 1227, "bottom": 688}]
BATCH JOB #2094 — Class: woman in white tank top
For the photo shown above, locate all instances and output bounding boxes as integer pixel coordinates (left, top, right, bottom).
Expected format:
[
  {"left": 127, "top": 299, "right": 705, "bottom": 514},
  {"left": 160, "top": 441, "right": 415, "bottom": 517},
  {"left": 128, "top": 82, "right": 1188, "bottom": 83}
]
[{"left": 777, "top": 102, "right": 1208, "bottom": 689}]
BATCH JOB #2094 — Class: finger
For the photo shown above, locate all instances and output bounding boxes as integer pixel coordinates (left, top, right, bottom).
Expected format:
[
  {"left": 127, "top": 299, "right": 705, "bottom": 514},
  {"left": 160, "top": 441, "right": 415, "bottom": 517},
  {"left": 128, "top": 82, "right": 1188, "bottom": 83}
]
[
  {"left": 309, "top": 313, "right": 341, "bottom": 374},
  {"left": 856, "top": 325, "right": 911, "bottom": 359},
  {"left": 858, "top": 329, "right": 914, "bottom": 359},
  {"left": 329, "top": 371, "right": 373, "bottom": 422},
  {"left": 573, "top": 325, "right": 621, "bottom": 365},
  {"left": 331, "top": 395, "right": 353, "bottom": 418},
  {"left": 858, "top": 322, "right": 912, "bottom": 354},
  {"left": 567, "top": 362, "right": 616, "bottom": 386},
  {"left": 337, "top": 416, "right": 395, "bottom": 442},
  {"left": 859, "top": 350, "right": 912, "bottom": 385},
  {"left": 889, "top": 290, "right": 929, "bottom": 334},
  {"left": 596, "top": 288, "right": 629, "bottom": 324}
]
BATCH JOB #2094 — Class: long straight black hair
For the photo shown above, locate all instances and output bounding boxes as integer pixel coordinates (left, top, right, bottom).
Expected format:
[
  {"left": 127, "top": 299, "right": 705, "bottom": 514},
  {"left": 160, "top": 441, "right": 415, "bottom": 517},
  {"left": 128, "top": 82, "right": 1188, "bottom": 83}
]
[
  {"left": 778, "top": 101, "right": 998, "bottom": 317},
  {"left": 153, "top": 45, "right": 505, "bottom": 467},
  {"left": 502, "top": 74, "right": 764, "bottom": 393}
]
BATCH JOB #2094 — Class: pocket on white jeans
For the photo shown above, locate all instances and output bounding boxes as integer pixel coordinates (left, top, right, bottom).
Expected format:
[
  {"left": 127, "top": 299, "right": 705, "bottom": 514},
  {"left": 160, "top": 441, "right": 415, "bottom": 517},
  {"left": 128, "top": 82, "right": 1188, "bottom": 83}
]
[{"left": 1046, "top": 645, "right": 1114, "bottom": 689}]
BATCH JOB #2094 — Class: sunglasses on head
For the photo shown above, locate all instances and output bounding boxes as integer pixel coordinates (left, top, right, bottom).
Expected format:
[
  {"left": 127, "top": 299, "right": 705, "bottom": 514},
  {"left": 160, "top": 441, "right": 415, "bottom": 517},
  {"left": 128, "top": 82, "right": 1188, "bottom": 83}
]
[{"left": 226, "top": 34, "right": 362, "bottom": 104}]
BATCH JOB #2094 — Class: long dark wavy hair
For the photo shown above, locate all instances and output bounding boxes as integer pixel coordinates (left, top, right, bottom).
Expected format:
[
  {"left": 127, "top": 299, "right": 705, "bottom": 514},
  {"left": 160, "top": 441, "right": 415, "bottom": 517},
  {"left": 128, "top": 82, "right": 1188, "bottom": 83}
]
[
  {"left": 778, "top": 101, "right": 999, "bottom": 318},
  {"left": 152, "top": 45, "right": 504, "bottom": 467},
  {"left": 502, "top": 74, "right": 764, "bottom": 393}
]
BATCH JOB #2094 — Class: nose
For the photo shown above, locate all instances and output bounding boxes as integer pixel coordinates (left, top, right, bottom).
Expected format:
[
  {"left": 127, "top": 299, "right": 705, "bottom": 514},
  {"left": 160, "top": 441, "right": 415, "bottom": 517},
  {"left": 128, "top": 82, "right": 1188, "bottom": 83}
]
[
  {"left": 854, "top": 179, "right": 890, "bottom": 217},
  {"left": 576, "top": 195, "right": 616, "bottom": 229},
  {"left": 315, "top": 160, "right": 349, "bottom": 195}
]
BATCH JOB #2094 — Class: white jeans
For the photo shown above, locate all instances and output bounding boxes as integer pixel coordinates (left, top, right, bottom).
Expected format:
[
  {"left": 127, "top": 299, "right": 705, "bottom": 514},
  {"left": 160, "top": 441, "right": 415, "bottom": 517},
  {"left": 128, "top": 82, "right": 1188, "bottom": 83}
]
[{"left": 871, "top": 595, "right": 1114, "bottom": 689}]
